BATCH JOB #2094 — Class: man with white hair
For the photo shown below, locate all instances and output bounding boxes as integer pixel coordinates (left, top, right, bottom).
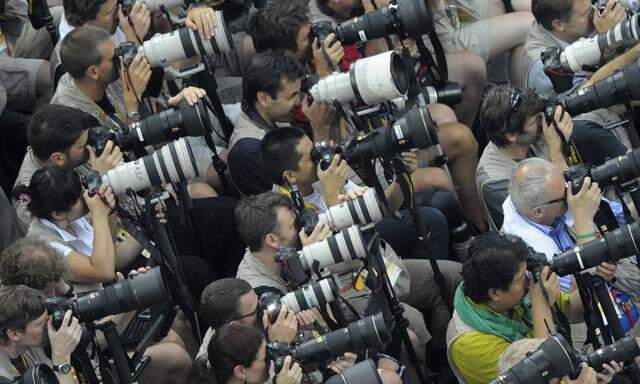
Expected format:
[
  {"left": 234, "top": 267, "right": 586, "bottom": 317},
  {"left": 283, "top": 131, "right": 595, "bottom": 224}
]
[{"left": 502, "top": 158, "right": 622, "bottom": 292}]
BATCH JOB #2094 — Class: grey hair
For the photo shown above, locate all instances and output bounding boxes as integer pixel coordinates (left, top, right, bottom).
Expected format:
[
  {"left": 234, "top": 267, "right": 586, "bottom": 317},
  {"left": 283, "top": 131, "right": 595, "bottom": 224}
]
[
  {"left": 508, "top": 158, "right": 558, "bottom": 215},
  {"left": 498, "top": 338, "right": 545, "bottom": 374}
]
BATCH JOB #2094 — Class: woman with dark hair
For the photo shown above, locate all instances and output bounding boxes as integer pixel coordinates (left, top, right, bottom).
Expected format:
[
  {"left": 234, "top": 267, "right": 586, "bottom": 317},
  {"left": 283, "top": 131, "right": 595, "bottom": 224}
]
[
  {"left": 201, "top": 323, "right": 302, "bottom": 384},
  {"left": 20, "top": 165, "right": 137, "bottom": 292}
]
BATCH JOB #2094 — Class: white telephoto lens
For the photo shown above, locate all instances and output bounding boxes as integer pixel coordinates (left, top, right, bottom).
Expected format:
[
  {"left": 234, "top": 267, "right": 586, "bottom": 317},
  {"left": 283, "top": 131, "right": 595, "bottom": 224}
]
[
  {"left": 310, "top": 51, "right": 407, "bottom": 106},
  {"left": 280, "top": 279, "right": 337, "bottom": 313},
  {"left": 560, "top": 37, "right": 601, "bottom": 73},
  {"left": 143, "top": 0, "right": 186, "bottom": 12},
  {"left": 319, "top": 188, "right": 385, "bottom": 230},
  {"left": 299, "top": 225, "right": 367, "bottom": 270}
]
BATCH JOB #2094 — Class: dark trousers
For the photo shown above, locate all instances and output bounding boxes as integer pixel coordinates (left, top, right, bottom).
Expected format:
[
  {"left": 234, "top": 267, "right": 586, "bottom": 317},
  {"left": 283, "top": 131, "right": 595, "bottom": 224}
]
[{"left": 0, "top": 108, "right": 29, "bottom": 197}]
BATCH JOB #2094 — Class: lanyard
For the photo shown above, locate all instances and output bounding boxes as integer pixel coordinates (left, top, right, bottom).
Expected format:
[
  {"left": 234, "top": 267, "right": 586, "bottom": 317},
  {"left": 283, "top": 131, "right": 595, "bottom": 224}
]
[
  {"left": 73, "top": 80, "right": 126, "bottom": 127},
  {"left": 277, "top": 185, "right": 323, "bottom": 212}
]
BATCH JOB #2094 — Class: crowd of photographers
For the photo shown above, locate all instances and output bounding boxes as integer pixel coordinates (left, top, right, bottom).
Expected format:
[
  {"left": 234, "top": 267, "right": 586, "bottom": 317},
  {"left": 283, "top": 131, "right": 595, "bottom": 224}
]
[{"left": 2, "top": 0, "right": 640, "bottom": 383}]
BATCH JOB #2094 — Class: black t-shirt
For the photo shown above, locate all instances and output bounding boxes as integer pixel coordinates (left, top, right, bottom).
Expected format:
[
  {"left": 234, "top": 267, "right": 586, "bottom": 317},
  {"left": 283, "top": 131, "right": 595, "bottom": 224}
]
[
  {"left": 227, "top": 138, "right": 273, "bottom": 196},
  {"left": 571, "top": 119, "right": 628, "bottom": 166}
]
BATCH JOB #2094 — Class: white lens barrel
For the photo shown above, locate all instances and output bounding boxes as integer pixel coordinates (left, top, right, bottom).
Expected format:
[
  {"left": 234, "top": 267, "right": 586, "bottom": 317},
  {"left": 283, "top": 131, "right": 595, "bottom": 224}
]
[
  {"left": 560, "top": 37, "right": 601, "bottom": 73},
  {"left": 319, "top": 188, "right": 384, "bottom": 230},
  {"left": 299, "top": 225, "right": 367, "bottom": 270},
  {"left": 310, "top": 51, "right": 406, "bottom": 106},
  {"left": 143, "top": 0, "right": 186, "bottom": 12},
  {"left": 280, "top": 279, "right": 336, "bottom": 313},
  {"left": 140, "top": 11, "right": 231, "bottom": 68},
  {"left": 103, "top": 138, "right": 198, "bottom": 194}
]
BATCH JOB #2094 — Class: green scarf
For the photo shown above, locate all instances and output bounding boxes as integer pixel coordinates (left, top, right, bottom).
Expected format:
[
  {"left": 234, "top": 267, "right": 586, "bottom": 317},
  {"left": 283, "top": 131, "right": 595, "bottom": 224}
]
[{"left": 454, "top": 282, "right": 534, "bottom": 343}]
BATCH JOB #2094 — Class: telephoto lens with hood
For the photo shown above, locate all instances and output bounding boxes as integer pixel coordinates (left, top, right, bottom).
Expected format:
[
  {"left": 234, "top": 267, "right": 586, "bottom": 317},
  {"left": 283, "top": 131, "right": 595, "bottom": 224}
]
[
  {"left": 139, "top": 10, "right": 233, "bottom": 69},
  {"left": 343, "top": 103, "right": 439, "bottom": 162},
  {"left": 333, "top": 0, "right": 434, "bottom": 44},
  {"left": 291, "top": 313, "right": 392, "bottom": 363},
  {"left": 325, "top": 359, "right": 382, "bottom": 384},
  {"left": 274, "top": 225, "right": 369, "bottom": 284},
  {"left": 555, "top": 58, "right": 640, "bottom": 116},
  {"left": 259, "top": 279, "right": 339, "bottom": 323},
  {"left": 490, "top": 333, "right": 640, "bottom": 384},
  {"left": 318, "top": 188, "right": 386, "bottom": 230},
  {"left": 46, "top": 267, "right": 169, "bottom": 329},
  {"left": 81, "top": 137, "right": 199, "bottom": 195},
  {"left": 562, "top": 149, "right": 640, "bottom": 194},
  {"left": 309, "top": 51, "right": 409, "bottom": 106},
  {"left": 545, "top": 222, "right": 640, "bottom": 276}
]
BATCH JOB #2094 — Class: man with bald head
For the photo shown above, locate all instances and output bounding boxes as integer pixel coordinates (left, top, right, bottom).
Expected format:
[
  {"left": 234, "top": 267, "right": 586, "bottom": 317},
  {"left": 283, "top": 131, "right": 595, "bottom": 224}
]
[{"left": 501, "top": 158, "right": 628, "bottom": 291}]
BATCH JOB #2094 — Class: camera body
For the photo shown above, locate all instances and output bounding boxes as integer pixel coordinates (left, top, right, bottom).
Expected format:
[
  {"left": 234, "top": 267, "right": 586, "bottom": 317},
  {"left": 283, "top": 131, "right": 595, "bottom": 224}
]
[
  {"left": 311, "top": 21, "right": 335, "bottom": 48},
  {"left": 80, "top": 170, "right": 104, "bottom": 197},
  {"left": 259, "top": 291, "right": 282, "bottom": 324},
  {"left": 311, "top": 140, "right": 346, "bottom": 171},
  {"left": 45, "top": 296, "right": 72, "bottom": 330},
  {"left": 115, "top": 41, "right": 138, "bottom": 69},
  {"left": 267, "top": 342, "right": 295, "bottom": 373},
  {"left": 275, "top": 245, "right": 308, "bottom": 285},
  {"left": 563, "top": 163, "right": 592, "bottom": 194},
  {"left": 88, "top": 126, "right": 117, "bottom": 157},
  {"left": 541, "top": 47, "right": 575, "bottom": 95}
]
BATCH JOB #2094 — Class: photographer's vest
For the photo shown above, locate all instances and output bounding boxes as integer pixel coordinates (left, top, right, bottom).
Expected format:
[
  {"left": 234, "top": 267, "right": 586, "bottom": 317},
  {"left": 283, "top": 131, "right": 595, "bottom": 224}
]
[
  {"left": 228, "top": 110, "right": 271, "bottom": 151},
  {"left": 51, "top": 73, "right": 127, "bottom": 132},
  {"left": 445, "top": 309, "right": 475, "bottom": 384},
  {"left": 0, "top": 347, "right": 52, "bottom": 382}
]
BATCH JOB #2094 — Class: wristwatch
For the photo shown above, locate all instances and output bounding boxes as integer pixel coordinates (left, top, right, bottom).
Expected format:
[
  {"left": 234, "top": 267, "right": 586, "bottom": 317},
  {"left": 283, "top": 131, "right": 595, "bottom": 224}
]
[
  {"left": 127, "top": 111, "right": 141, "bottom": 121},
  {"left": 53, "top": 362, "right": 72, "bottom": 374}
]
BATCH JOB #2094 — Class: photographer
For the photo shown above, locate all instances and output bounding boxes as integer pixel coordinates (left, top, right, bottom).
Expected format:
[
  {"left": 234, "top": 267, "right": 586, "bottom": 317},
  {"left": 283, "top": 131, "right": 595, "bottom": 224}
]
[
  {"left": 234, "top": 192, "right": 461, "bottom": 380},
  {"left": 0, "top": 285, "right": 81, "bottom": 384},
  {"left": 477, "top": 85, "right": 627, "bottom": 230},
  {"left": 227, "top": 51, "right": 335, "bottom": 196},
  {"left": 194, "top": 323, "right": 303, "bottom": 384},
  {"left": 498, "top": 338, "right": 623, "bottom": 383},
  {"left": 260, "top": 126, "right": 452, "bottom": 261},
  {"left": 248, "top": 0, "right": 486, "bottom": 234},
  {"left": 502, "top": 158, "right": 633, "bottom": 292},
  {"left": 523, "top": 0, "right": 628, "bottom": 95},
  {"left": 0, "top": 236, "right": 195, "bottom": 384},
  {"left": 446, "top": 232, "right": 585, "bottom": 384}
]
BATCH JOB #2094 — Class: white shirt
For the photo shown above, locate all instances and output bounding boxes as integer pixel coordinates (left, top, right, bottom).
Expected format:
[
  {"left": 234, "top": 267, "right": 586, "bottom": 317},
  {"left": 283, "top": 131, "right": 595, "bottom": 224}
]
[
  {"left": 40, "top": 217, "right": 95, "bottom": 258},
  {"left": 501, "top": 196, "right": 574, "bottom": 292},
  {"left": 59, "top": 11, "right": 127, "bottom": 45}
]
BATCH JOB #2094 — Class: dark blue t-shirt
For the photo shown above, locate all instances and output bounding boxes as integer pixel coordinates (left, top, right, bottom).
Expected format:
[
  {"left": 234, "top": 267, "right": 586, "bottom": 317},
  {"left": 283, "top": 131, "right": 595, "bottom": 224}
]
[{"left": 228, "top": 137, "right": 273, "bottom": 196}]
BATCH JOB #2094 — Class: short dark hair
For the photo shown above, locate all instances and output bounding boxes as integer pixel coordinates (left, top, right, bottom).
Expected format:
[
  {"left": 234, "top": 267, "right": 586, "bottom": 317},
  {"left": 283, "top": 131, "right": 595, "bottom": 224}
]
[
  {"left": 0, "top": 236, "right": 70, "bottom": 291},
  {"left": 60, "top": 26, "right": 112, "bottom": 79},
  {"left": 261, "top": 127, "right": 307, "bottom": 185},
  {"left": 462, "top": 232, "right": 529, "bottom": 303},
  {"left": 249, "top": 0, "right": 309, "bottom": 53},
  {"left": 235, "top": 192, "right": 293, "bottom": 252},
  {"left": 200, "top": 278, "right": 254, "bottom": 329},
  {"left": 480, "top": 85, "right": 545, "bottom": 147},
  {"left": 0, "top": 285, "right": 46, "bottom": 342},
  {"left": 242, "top": 51, "right": 306, "bottom": 110},
  {"left": 25, "top": 166, "right": 82, "bottom": 220},
  {"left": 63, "top": 0, "right": 109, "bottom": 27},
  {"left": 208, "top": 324, "right": 265, "bottom": 384},
  {"left": 28, "top": 104, "right": 98, "bottom": 161},
  {"left": 531, "top": 0, "right": 574, "bottom": 30}
]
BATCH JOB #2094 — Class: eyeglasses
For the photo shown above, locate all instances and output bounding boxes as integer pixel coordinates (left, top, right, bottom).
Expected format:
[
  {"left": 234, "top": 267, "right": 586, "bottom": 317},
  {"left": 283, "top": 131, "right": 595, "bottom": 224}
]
[
  {"left": 543, "top": 186, "right": 568, "bottom": 206},
  {"left": 229, "top": 305, "right": 260, "bottom": 322}
]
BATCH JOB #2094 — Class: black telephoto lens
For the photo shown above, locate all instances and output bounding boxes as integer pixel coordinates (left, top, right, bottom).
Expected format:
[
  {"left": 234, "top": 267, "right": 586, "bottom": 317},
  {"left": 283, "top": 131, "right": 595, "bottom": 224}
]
[
  {"left": 589, "top": 148, "right": 640, "bottom": 189},
  {"left": 583, "top": 335, "right": 640, "bottom": 371},
  {"left": 490, "top": 333, "right": 579, "bottom": 384},
  {"left": 550, "top": 222, "right": 640, "bottom": 276},
  {"left": 345, "top": 104, "right": 437, "bottom": 163},
  {"left": 290, "top": 313, "right": 391, "bottom": 363},
  {"left": 72, "top": 267, "right": 169, "bottom": 322},
  {"left": 561, "top": 61, "right": 640, "bottom": 117}
]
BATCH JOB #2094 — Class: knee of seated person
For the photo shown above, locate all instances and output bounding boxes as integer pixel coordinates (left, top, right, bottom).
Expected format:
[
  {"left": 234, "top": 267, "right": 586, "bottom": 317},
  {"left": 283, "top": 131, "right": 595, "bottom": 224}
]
[
  {"left": 188, "top": 182, "right": 218, "bottom": 198},
  {"left": 451, "top": 51, "right": 486, "bottom": 86},
  {"left": 438, "top": 122, "right": 478, "bottom": 155},
  {"left": 145, "top": 342, "right": 192, "bottom": 374},
  {"left": 379, "top": 368, "right": 403, "bottom": 384},
  {"left": 427, "top": 103, "right": 458, "bottom": 125}
]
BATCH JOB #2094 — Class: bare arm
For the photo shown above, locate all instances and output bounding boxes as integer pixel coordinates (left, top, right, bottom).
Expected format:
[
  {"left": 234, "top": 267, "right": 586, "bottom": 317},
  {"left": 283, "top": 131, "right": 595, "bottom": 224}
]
[{"left": 583, "top": 44, "right": 640, "bottom": 88}]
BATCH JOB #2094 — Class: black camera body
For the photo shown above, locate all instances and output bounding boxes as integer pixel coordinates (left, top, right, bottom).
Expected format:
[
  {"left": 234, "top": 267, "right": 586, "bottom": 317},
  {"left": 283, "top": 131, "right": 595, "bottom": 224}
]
[
  {"left": 311, "top": 21, "right": 336, "bottom": 48},
  {"left": 46, "top": 296, "right": 71, "bottom": 330},
  {"left": 80, "top": 170, "right": 103, "bottom": 197},
  {"left": 118, "top": 0, "right": 134, "bottom": 16},
  {"left": 267, "top": 342, "right": 296, "bottom": 373},
  {"left": 563, "top": 163, "right": 592, "bottom": 194},
  {"left": 541, "top": 47, "right": 575, "bottom": 95},
  {"left": 259, "top": 291, "right": 282, "bottom": 324},
  {"left": 311, "top": 140, "right": 346, "bottom": 171},
  {"left": 88, "top": 126, "right": 117, "bottom": 157},
  {"left": 274, "top": 246, "right": 308, "bottom": 285},
  {"left": 115, "top": 41, "right": 138, "bottom": 68}
]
